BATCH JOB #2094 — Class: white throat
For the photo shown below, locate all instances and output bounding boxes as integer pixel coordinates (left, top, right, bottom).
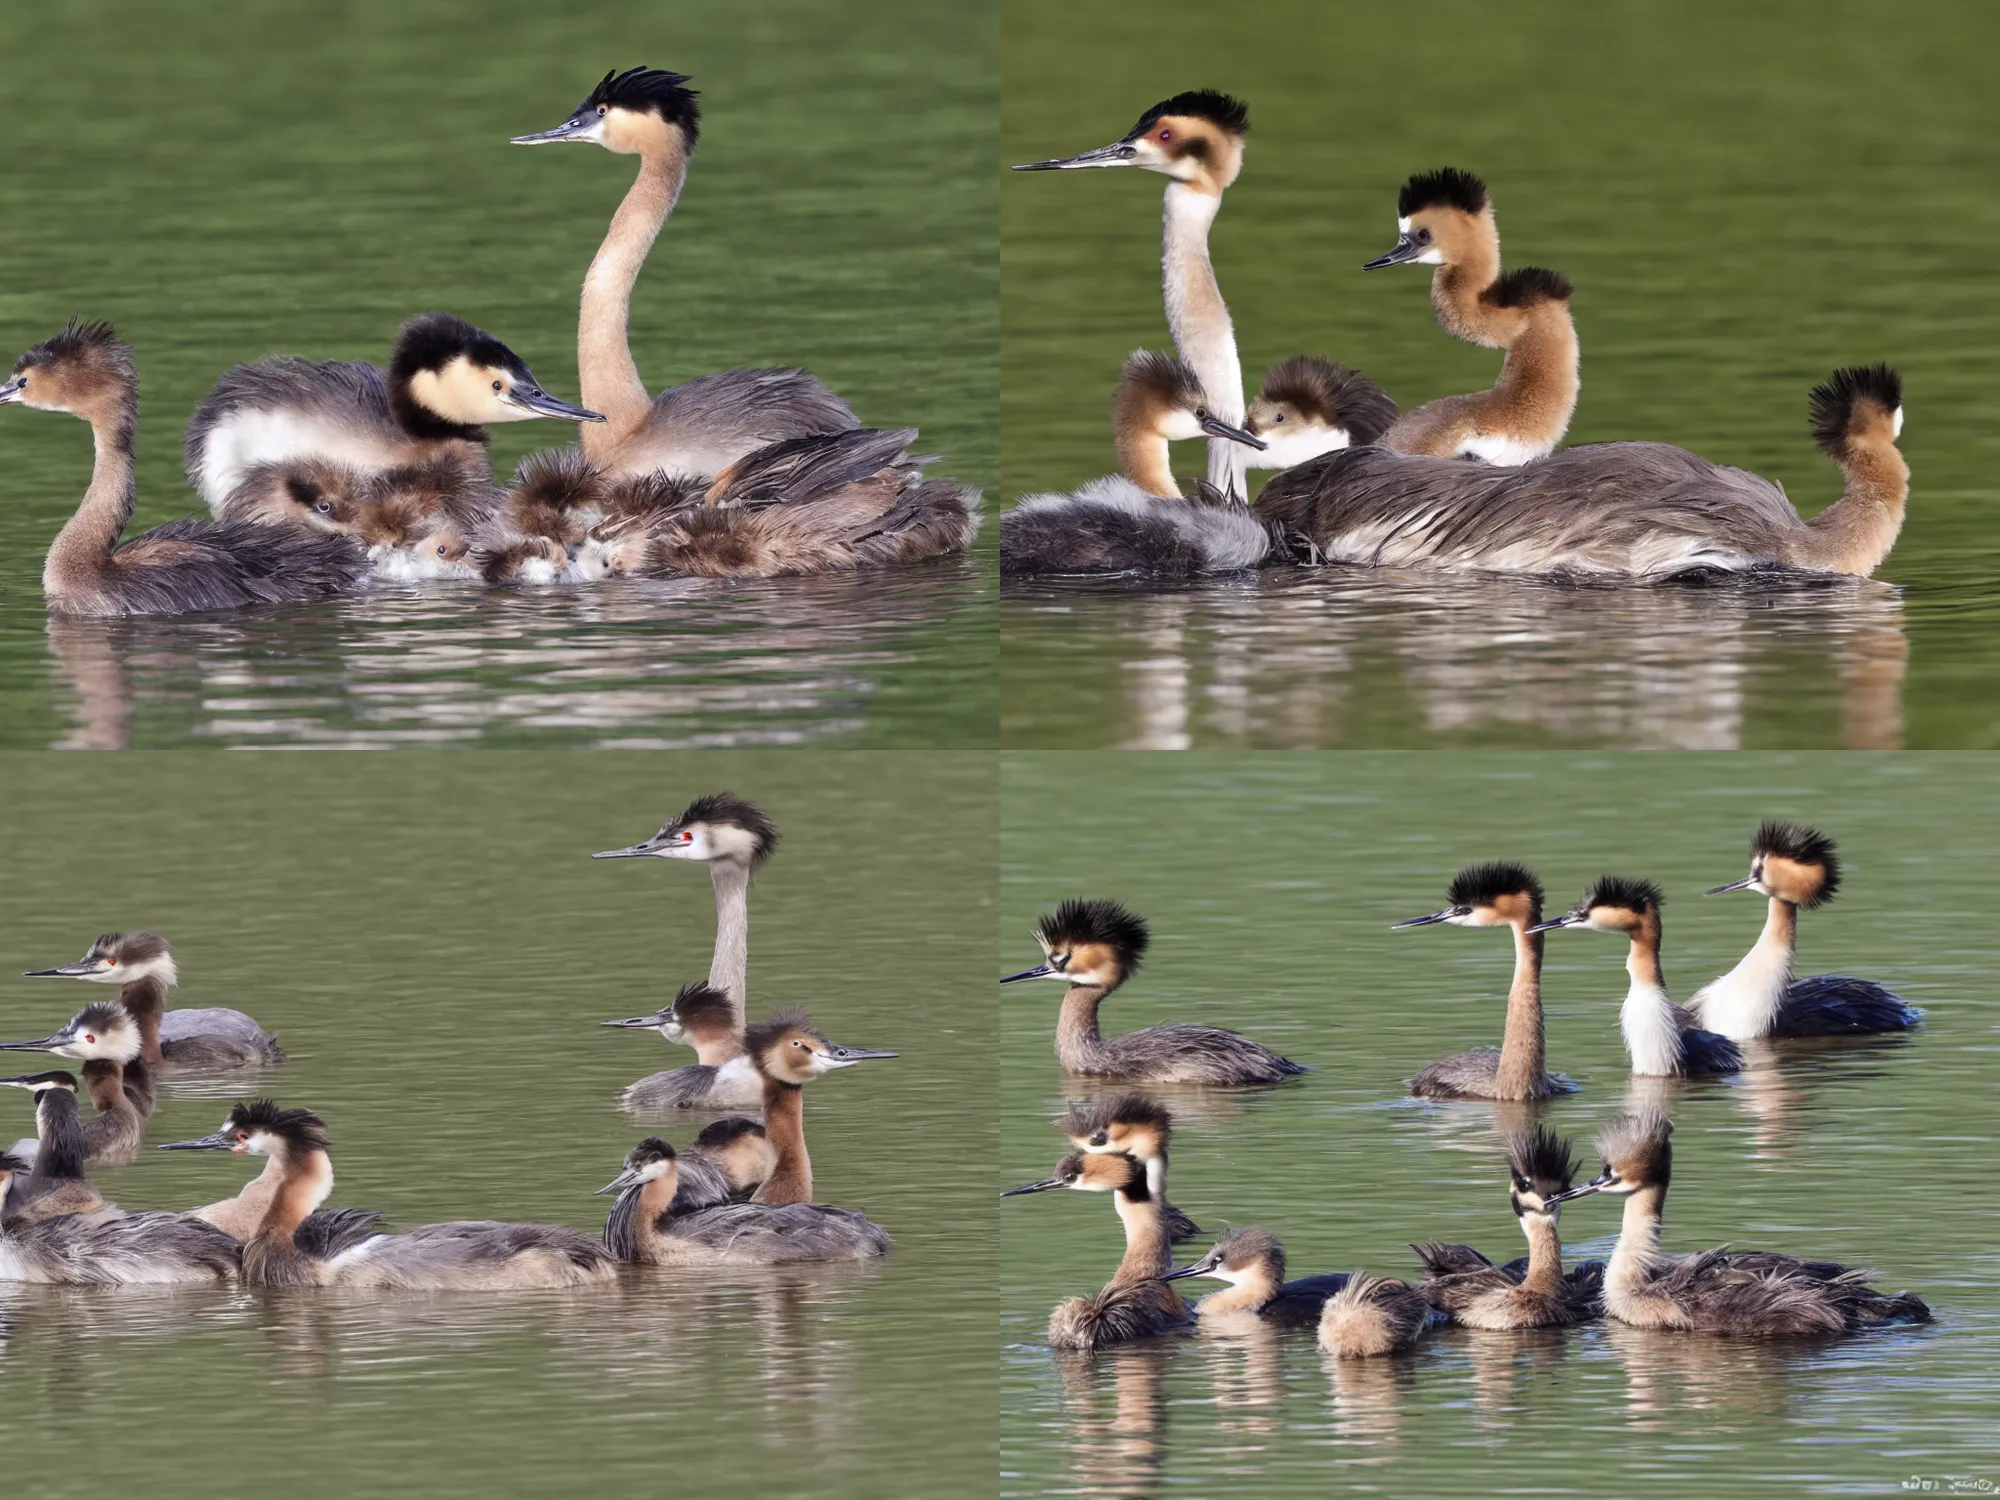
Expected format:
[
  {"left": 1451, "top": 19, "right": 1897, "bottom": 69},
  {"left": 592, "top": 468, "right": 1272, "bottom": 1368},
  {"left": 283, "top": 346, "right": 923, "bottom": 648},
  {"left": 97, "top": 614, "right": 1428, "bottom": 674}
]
[
  {"left": 1691, "top": 906, "right": 1793, "bottom": 1040},
  {"left": 1160, "top": 183, "right": 1244, "bottom": 498},
  {"left": 1620, "top": 976, "right": 1685, "bottom": 1077}
]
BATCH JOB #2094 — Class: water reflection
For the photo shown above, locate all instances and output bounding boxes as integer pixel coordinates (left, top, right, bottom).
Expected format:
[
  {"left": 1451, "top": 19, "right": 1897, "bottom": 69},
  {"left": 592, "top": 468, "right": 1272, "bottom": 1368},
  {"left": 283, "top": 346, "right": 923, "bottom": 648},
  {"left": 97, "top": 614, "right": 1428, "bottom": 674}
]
[
  {"left": 1003, "top": 568, "right": 1907, "bottom": 749},
  {"left": 43, "top": 565, "right": 983, "bottom": 748},
  {"left": 1053, "top": 1345, "right": 1172, "bottom": 1498},
  {"left": 1600, "top": 1320, "right": 1819, "bottom": 1424}
]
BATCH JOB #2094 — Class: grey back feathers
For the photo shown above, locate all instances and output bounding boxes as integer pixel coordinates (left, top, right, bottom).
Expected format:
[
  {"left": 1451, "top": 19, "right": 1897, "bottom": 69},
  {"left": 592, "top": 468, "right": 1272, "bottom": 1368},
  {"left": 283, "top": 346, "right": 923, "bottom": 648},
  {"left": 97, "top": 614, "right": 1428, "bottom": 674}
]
[
  {"left": 1001, "top": 477, "right": 1274, "bottom": 576},
  {"left": 634, "top": 368, "right": 859, "bottom": 478}
]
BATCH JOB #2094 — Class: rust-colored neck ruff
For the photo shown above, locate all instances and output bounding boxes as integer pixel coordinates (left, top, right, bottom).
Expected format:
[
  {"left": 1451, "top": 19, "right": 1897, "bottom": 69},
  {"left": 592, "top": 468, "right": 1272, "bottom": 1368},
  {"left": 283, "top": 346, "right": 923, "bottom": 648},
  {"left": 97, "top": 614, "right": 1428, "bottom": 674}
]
[
  {"left": 43, "top": 398, "right": 140, "bottom": 608},
  {"left": 752, "top": 1076, "right": 811, "bottom": 1205}
]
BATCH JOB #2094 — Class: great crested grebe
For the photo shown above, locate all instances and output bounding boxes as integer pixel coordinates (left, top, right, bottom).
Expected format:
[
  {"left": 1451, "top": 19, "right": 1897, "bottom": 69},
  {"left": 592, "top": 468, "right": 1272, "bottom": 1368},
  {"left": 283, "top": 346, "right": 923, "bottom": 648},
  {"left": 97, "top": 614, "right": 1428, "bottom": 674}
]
[
  {"left": 163, "top": 1102, "right": 617, "bottom": 1288},
  {"left": 1015, "top": 91, "right": 1254, "bottom": 500},
  {"left": 1362, "top": 169, "right": 1578, "bottom": 464},
  {"left": 1256, "top": 365, "right": 1911, "bottom": 578},
  {"left": 1243, "top": 356, "right": 1401, "bottom": 471},
  {"left": 186, "top": 311, "right": 601, "bottom": 518},
  {"left": 1000, "top": 351, "right": 1275, "bottom": 578},
  {"left": 1318, "top": 1272, "right": 1442, "bottom": 1357},
  {"left": 1061, "top": 1095, "right": 1201, "bottom": 1243},
  {"left": 169, "top": 1101, "right": 383, "bottom": 1259},
  {"left": 1005, "top": 900, "right": 1305, "bottom": 1086},
  {"left": 1157, "top": 1228, "right": 1354, "bottom": 1326},
  {"left": 600, "top": 1009, "right": 895, "bottom": 1264},
  {"left": 1396, "top": 864, "right": 1578, "bottom": 1101},
  {"left": 1546, "top": 1110, "right": 1930, "bottom": 1334},
  {"left": 0, "top": 321, "right": 367, "bottom": 617},
  {"left": 510, "top": 67, "right": 860, "bottom": 480},
  {"left": 26, "top": 931, "right": 284, "bottom": 1070},
  {"left": 0, "top": 1150, "right": 239, "bottom": 1284},
  {"left": 1410, "top": 1125, "right": 1601, "bottom": 1329},
  {"left": 1690, "top": 821, "right": 1921, "bottom": 1039},
  {"left": 0, "top": 1072, "right": 112, "bottom": 1224},
  {"left": 602, "top": 981, "right": 760, "bottom": 1112},
  {"left": 0, "top": 1001, "right": 149, "bottom": 1163},
  {"left": 1530, "top": 877, "right": 1742, "bottom": 1077},
  {"left": 1004, "top": 1148, "right": 1195, "bottom": 1350}
]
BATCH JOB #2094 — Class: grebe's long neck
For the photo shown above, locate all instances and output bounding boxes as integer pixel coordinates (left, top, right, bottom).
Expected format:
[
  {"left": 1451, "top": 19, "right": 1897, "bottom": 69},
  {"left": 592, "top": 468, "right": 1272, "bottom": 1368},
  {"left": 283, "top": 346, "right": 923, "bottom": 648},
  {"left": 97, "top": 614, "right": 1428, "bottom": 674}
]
[
  {"left": 709, "top": 861, "right": 751, "bottom": 1032},
  {"left": 752, "top": 1076, "right": 810, "bottom": 1206},
  {"left": 1161, "top": 183, "right": 1244, "bottom": 499},
  {"left": 44, "top": 398, "right": 139, "bottom": 603},
  {"left": 685, "top": 1017, "right": 746, "bottom": 1068},
  {"left": 1429, "top": 230, "right": 1505, "bottom": 348},
  {"left": 194, "top": 1151, "right": 284, "bottom": 1237},
  {"left": 256, "top": 1146, "right": 334, "bottom": 1245},
  {"left": 1697, "top": 899, "right": 1797, "bottom": 1040},
  {"left": 1484, "top": 308, "right": 1579, "bottom": 447},
  {"left": 1114, "top": 417, "right": 1181, "bottom": 500},
  {"left": 1795, "top": 432, "right": 1911, "bottom": 577},
  {"left": 1621, "top": 911, "right": 1684, "bottom": 1076},
  {"left": 31, "top": 1092, "right": 87, "bottom": 1181},
  {"left": 1110, "top": 1184, "right": 1173, "bottom": 1284},
  {"left": 1493, "top": 922, "right": 1548, "bottom": 1099},
  {"left": 579, "top": 138, "right": 690, "bottom": 456},
  {"left": 1055, "top": 982, "right": 1114, "bottom": 1073},
  {"left": 119, "top": 976, "right": 167, "bottom": 1070},
  {"left": 1520, "top": 1214, "right": 1566, "bottom": 1297},
  {"left": 1606, "top": 1183, "right": 1666, "bottom": 1307},
  {"left": 79, "top": 1057, "right": 142, "bottom": 1135}
]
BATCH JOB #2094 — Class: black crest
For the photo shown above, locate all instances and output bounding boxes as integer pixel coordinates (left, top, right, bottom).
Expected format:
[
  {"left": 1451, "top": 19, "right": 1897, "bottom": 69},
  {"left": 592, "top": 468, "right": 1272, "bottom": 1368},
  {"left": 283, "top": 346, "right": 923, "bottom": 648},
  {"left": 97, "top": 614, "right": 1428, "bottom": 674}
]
[
  {"left": 1808, "top": 364, "right": 1902, "bottom": 456},
  {"left": 1059, "top": 1094, "right": 1174, "bottom": 1145},
  {"left": 670, "top": 981, "right": 735, "bottom": 1028},
  {"left": 1751, "top": 820, "right": 1841, "bottom": 903},
  {"left": 391, "top": 313, "right": 524, "bottom": 381},
  {"left": 1446, "top": 861, "right": 1543, "bottom": 913},
  {"left": 691, "top": 1117, "right": 765, "bottom": 1151},
  {"left": 1398, "top": 167, "right": 1489, "bottom": 218},
  {"left": 1596, "top": 1109, "right": 1672, "bottom": 1175},
  {"left": 1507, "top": 1124, "right": 1577, "bottom": 1197},
  {"left": 227, "top": 1099, "right": 329, "bottom": 1151},
  {"left": 1124, "top": 90, "right": 1249, "bottom": 140},
  {"left": 1034, "top": 899, "right": 1151, "bottom": 968},
  {"left": 1254, "top": 357, "right": 1400, "bottom": 445},
  {"left": 1486, "top": 266, "right": 1574, "bottom": 308},
  {"left": 625, "top": 1136, "right": 677, "bottom": 1167},
  {"left": 1579, "top": 875, "right": 1662, "bottom": 915},
  {"left": 70, "top": 1001, "right": 134, "bottom": 1034},
  {"left": 662, "top": 792, "right": 779, "bottom": 868},
  {"left": 743, "top": 1005, "right": 817, "bottom": 1059},
  {"left": 581, "top": 67, "right": 701, "bottom": 144},
  {"left": 15, "top": 317, "right": 129, "bottom": 376}
]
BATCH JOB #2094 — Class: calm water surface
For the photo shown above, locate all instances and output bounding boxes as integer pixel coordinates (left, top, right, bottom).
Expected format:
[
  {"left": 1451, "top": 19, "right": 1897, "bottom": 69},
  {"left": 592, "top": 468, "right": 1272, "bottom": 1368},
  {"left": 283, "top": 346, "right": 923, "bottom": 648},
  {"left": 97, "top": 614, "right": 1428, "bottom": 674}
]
[
  {"left": 0, "top": 0, "right": 996, "bottom": 748},
  {"left": 1001, "top": 753, "right": 1999, "bottom": 1497},
  {"left": 1000, "top": 0, "right": 2000, "bottom": 748},
  {"left": 0, "top": 753, "right": 997, "bottom": 1500}
]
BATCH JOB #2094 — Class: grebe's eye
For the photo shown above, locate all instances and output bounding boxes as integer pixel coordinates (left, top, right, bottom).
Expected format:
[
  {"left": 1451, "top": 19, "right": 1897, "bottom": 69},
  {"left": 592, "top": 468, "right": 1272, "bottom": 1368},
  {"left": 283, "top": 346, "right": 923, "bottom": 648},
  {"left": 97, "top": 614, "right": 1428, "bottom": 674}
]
[
  {"left": 235, "top": 1132, "right": 248, "bottom": 1143},
  {"left": 596, "top": 104, "right": 608, "bottom": 116},
  {"left": 1158, "top": 128, "right": 1171, "bottom": 142},
  {"left": 315, "top": 499, "right": 333, "bottom": 515},
  {"left": 437, "top": 544, "right": 448, "bottom": 556},
  {"left": 492, "top": 379, "right": 503, "bottom": 392},
  {"left": 85, "top": 1034, "right": 96, "bottom": 1044},
  {"left": 1273, "top": 413, "right": 1285, "bottom": 424}
]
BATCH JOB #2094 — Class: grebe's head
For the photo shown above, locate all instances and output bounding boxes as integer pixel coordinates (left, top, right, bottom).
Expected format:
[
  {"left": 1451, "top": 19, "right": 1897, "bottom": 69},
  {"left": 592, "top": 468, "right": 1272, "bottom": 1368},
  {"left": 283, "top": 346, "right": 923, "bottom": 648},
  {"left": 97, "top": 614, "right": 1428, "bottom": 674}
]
[
  {"left": 597, "top": 1136, "right": 679, "bottom": 1196},
  {"left": 391, "top": 313, "right": 602, "bottom": 428},
  {"left": 0, "top": 318, "right": 135, "bottom": 420},
  {"left": 1005, "top": 898, "right": 1150, "bottom": 990},
  {"left": 1114, "top": 350, "right": 1264, "bottom": 455},
  {"left": 1547, "top": 1110, "right": 1672, "bottom": 1205},
  {"left": 1529, "top": 875, "right": 1663, "bottom": 936},
  {"left": 1157, "top": 1227, "right": 1284, "bottom": 1287},
  {"left": 159, "top": 1099, "right": 329, "bottom": 1159},
  {"left": 512, "top": 66, "right": 700, "bottom": 158},
  {"left": 1394, "top": 862, "right": 1543, "bottom": 931},
  {"left": 1246, "top": 357, "right": 1400, "bottom": 469},
  {"left": 1364, "top": 167, "right": 1493, "bottom": 272},
  {"left": 1002, "top": 1148, "right": 1146, "bottom": 1198},
  {"left": 744, "top": 1007, "right": 897, "bottom": 1088},
  {"left": 1506, "top": 1124, "right": 1579, "bottom": 1225},
  {"left": 1707, "top": 820, "right": 1841, "bottom": 909},
  {"left": 0, "top": 1001, "right": 140, "bottom": 1063},
  {"left": 601, "top": 981, "right": 735, "bottom": 1044},
  {"left": 0, "top": 1068, "right": 80, "bottom": 1100},
  {"left": 594, "top": 791, "right": 780, "bottom": 869},
  {"left": 1014, "top": 90, "right": 1249, "bottom": 197},
  {"left": 1810, "top": 363, "right": 1904, "bottom": 455},
  {"left": 25, "top": 930, "right": 178, "bottom": 988},
  {"left": 1060, "top": 1094, "right": 1174, "bottom": 1163}
]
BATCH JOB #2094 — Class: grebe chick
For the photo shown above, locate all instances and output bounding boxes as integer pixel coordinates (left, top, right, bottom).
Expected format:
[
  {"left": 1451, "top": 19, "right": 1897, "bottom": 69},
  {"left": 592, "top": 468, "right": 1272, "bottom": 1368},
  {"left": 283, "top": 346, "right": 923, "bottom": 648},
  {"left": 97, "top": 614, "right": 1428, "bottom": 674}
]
[
  {"left": 602, "top": 981, "right": 759, "bottom": 1112},
  {"left": 1396, "top": 864, "right": 1578, "bottom": 1101},
  {"left": 223, "top": 453, "right": 486, "bottom": 581},
  {"left": 510, "top": 68, "right": 862, "bottom": 481},
  {"left": 1244, "top": 357, "right": 1401, "bottom": 470},
  {"left": 1256, "top": 365, "right": 1911, "bottom": 578},
  {"left": 1690, "top": 821, "right": 1921, "bottom": 1039},
  {"left": 1060, "top": 1095, "right": 1200, "bottom": 1243},
  {"left": 26, "top": 930, "right": 284, "bottom": 1070},
  {"left": 1003, "top": 1149, "right": 1195, "bottom": 1350},
  {"left": 594, "top": 792, "right": 780, "bottom": 1035},
  {"left": 1003, "top": 899, "right": 1306, "bottom": 1086},
  {"left": 1546, "top": 1110, "right": 1930, "bottom": 1334},
  {"left": 1362, "top": 169, "right": 1578, "bottom": 465},
  {"left": 1000, "top": 351, "right": 1274, "bottom": 578},
  {"left": 168, "top": 1102, "right": 384, "bottom": 1259},
  {"left": 0, "top": 321, "right": 367, "bottom": 617},
  {"left": 164, "top": 1102, "right": 615, "bottom": 1288},
  {"left": 1158, "top": 1228, "right": 1354, "bottom": 1326},
  {"left": 0, "top": 1151, "right": 239, "bottom": 1284},
  {"left": 679, "top": 1115, "right": 775, "bottom": 1207},
  {"left": 1530, "top": 877, "right": 1741, "bottom": 1077},
  {"left": 0, "top": 1072, "right": 112, "bottom": 1225},
  {"left": 186, "top": 311, "right": 602, "bottom": 516},
  {"left": 0, "top": 1001, "right": 149, "bottom": 1163},
  {"left": 1410, "top": 1125, "right": 1601, "bottom": 1329},
  {"left": 1015, "top": 91, "right": 1253, "bottom": 499},
  {"left": 1318, "top": 1272, "right": 1442, "bottom": 1357}
]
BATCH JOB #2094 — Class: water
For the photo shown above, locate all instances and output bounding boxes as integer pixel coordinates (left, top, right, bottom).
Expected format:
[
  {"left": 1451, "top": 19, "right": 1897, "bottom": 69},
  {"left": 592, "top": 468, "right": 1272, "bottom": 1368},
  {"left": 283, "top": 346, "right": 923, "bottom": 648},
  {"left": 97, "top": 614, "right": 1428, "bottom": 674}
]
[
  {"left": 0, "top": 752, "right": 998, "bottom": 1499},
  {"left": 0, "top": 0, "right": 997, "bottom": 748},
  {"left": 998, "top": 0, "right": 2000, "bottom": 748},
  {"left": 1000, "top": 753, "right": 2000, "bottom": 1497}
]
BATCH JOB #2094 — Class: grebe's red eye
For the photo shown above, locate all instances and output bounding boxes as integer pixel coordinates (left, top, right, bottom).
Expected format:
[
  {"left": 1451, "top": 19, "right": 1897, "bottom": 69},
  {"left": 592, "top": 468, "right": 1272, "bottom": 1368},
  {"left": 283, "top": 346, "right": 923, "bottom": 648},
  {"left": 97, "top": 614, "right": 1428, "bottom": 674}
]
[
  {"left": 236, "top": 1132, "right": 247, "bottom": 1142},
  {"left": 1159, "top": 128, "right": 1171, "bottom": 141},
  {"left": 85, "top": 1034, "right": 95, "bottom": 1044}
]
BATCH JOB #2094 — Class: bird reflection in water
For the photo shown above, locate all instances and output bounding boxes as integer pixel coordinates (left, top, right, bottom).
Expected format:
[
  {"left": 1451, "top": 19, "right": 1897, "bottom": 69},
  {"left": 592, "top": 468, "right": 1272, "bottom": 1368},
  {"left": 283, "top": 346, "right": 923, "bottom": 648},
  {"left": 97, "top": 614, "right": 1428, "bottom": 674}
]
[
  {"left": 1601, "top": 1318, "right": 1818, "bottom": 1426},
  {"left": 1004, "top": 568, "right": 1907, "bottom": 749},
  {"left": 1052, "top": 1344, "right": 1171, "bottom": 1499},
  {"left": 43, "top": 564, "right": 978, "bottom": 748}
]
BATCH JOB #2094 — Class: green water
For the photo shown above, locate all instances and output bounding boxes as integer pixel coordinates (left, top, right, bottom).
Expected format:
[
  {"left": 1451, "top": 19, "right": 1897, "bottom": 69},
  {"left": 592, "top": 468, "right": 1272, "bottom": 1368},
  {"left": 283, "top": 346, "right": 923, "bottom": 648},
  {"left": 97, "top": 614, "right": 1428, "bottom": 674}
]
[
  {"left": 0, "top": 752, "right": 998, "bottom": 1499},
  {"left": 1000, "top": 753, "right": 1999, "bottom": 1497},
  {"left": 0, "top": 0, "right": 997, "bottom": 748},
  {"left": 999, "top": 0, "right": 2000, "bottom": 748}
]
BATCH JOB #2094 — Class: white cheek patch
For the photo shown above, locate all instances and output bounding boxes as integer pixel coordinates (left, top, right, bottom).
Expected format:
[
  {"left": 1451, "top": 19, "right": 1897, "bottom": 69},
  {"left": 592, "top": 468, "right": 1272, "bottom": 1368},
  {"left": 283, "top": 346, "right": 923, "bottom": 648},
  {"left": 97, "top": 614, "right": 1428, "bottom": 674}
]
[
  {"left": 1397, "top": 216, "right": 1412, "bottom": 233},
  {"left": 1893, "top": 406, "right": 1905, "bottom": 439},
  {"left": 1416, "top": 246, "right": 1447, "bottom": 265}
]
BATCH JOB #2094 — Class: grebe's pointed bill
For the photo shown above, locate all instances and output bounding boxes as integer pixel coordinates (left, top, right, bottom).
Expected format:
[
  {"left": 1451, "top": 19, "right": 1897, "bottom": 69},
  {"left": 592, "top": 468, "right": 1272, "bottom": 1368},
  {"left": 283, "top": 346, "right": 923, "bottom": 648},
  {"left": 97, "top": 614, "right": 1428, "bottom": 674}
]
[
  {"left": 1013, "top": 140, "right": 1139, "bottom": 171},
  {"left": 1542, "top": 1170, "right": 1615, "bottom": 1206},
  {"left": 1525, "top": 913, "right": 1584, "bottom": 934},
  {"left": 1363, "top": 231, "right": 1430, "bottom": 270},
  {"left": 0, "top": 374, "right": 24, "bottom": 405},
  {"left": 503, "top": 383, "right": 605, "bottom": 423},
  {"left": 601, "top": 1010, "right": 672, "bottom": 1029},
  {"left": 510, "top": 112, "right": 602, "bottom": 146},
  {"left": 23, "top": 961, "right": 105, "bottom": 978},
  {"left": 158, "top": 1129, "right": 236, "bottom": 1151},
  {"left": 1201, "top": 415, "right": 1268, "bottom": 449},
  {"left": 1706, "top": 877, "right": 1759, "bottom": 895},
  {"left": 1391, "top": 906, "right": 1463, "bottom": 929},
  {"left": 1155, "top": 1250, "right": 1224, "bottom": 1284},
  {"left": 0, "top": 1072, "right": 60, "bottom": 1089},
  {"left": 593, "top": 837, "right": 668, "bottom": 859},
  {"left": 596, "top": 1164, "right": 646, "bottom": 1196},
  {"left": 0, "top": 1029, "right": 74, "bottom": 1052},
  {"left": 820, "top": 1043, "right": 898, "bottom": 1068},
  {"left": 1001, "top": 1175, "right": 1068, "bottom": 1197},
  {"left": 1000, "top": 963, "right": 1058, "bottom": 983}
]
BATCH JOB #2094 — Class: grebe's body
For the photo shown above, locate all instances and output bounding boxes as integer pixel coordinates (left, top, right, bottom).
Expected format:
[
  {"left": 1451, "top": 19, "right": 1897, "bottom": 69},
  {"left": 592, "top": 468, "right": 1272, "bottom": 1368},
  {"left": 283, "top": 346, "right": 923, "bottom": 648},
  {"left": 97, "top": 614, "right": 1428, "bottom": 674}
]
[
  {"left": 1006, "top": 899, "right": 1304, "bottom": 1085},
  {"left": 1257, "top": 367, "right": 1911, "bottom": 579},
  {"left": 0, "top": 1072, "right": 114, "bottom": 1224},
  {"left": 1362, "top": 169, "right": 1578, "bottom": 465},
  {"left": 0, "top": 1150, "right": 238, "bottom": 1284},
  {"left": 1159, "top": 1228, "right": 1352, "bottom": 1326},
  {"left": 1548, "top": 1111, "right": 1929, "bottom": 1335},
  {"left": 1689, "top": 822, "right": 1921, "bottom": 1039},
  {"left": 27, "top": 931, "right": 283, "bottom": 1071},
  {"left": 1318, "top": 1272, "right": 1441, "bottom": 1357},
  {"left": 0, "top": 1001, "right": 151, "bottom": 1165},
  {"left": 604, "top": 982, "right": 761, "bottom": 1111},
  {"left": 1001, "top": 351, "right": 1274, "bottom": 578},
  {"left": 1, "top": 321, "right": 367, "bottom": 617},
  {"left": 1397, "top": 864, "right": 1577, "bottom": 1100},
  {"left": 1532, "top": 877, "right": 1741, "bottom": 1077},
  {"left": 1412, "top": 1127, "right": 1601, "bottom": 1329}
]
